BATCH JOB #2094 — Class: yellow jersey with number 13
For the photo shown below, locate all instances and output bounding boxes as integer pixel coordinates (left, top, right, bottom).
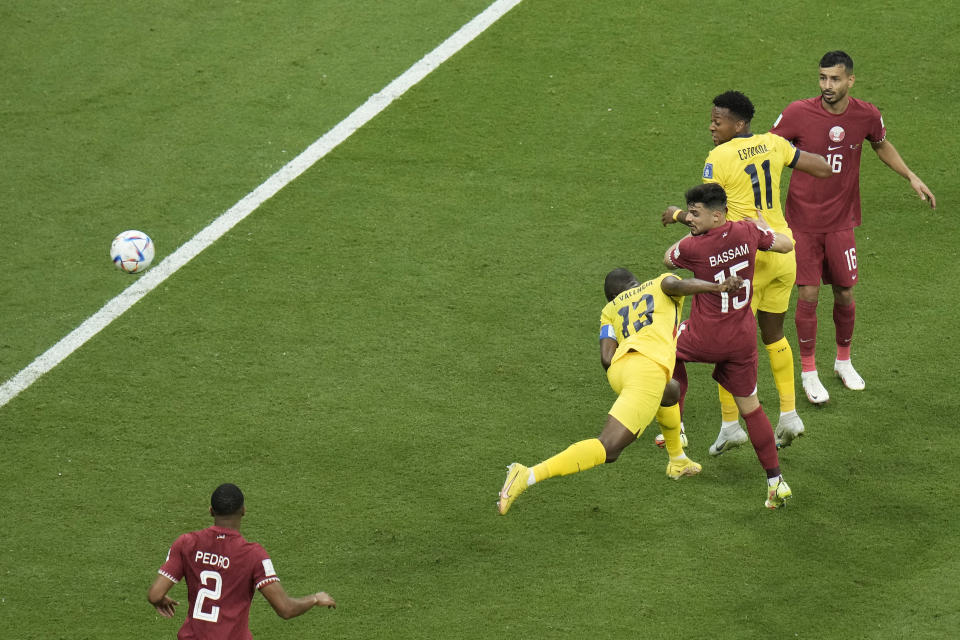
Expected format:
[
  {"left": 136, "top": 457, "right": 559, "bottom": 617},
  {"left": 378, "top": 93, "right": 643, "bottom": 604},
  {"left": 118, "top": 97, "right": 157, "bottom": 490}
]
[
  {"left": 702, "top": 132, "right": 799, "bottom": 234},
  {"left": 599, "top": 273, "right": 684, "bottom": 373}
]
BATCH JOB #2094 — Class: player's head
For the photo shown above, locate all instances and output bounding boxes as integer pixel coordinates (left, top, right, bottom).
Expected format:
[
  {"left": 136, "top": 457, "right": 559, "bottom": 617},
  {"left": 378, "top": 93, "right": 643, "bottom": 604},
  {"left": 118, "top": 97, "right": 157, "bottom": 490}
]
[
  {"left": 819, "top": 50, "right": 855, "bottom": 107},
  {"left": 710, "top": 91, "right": 754, "bottom": 145},
  {"left": 210, "top": 483, "right": 245, "bottom": 517},
  {"left": 604, "top": 268, "right": 640, "bottom": 302},
  {"left": 684, "top": 183, "right": 727, "bottom": 235}
]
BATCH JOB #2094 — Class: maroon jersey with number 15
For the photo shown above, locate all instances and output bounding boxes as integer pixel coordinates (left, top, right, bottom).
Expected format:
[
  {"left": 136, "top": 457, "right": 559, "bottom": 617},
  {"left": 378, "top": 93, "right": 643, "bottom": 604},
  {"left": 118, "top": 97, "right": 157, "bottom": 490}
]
[
  {"left": 158, "top": 526, "right": 279, "bottom": 640},
  {"left": 666, "top": 220, "right": 775, "bottom": 356}
]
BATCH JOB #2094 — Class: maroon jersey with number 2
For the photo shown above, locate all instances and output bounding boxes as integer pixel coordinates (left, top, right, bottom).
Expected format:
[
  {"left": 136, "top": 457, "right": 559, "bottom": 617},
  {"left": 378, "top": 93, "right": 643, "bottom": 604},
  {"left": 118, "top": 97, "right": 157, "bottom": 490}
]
[{"left": 158, "top": 526, "right": 279, "bottom": 640}]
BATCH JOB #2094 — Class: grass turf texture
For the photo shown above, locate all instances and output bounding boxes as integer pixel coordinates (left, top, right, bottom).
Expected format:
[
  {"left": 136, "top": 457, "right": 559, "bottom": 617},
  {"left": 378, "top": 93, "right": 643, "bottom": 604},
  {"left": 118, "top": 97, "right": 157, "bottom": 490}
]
[{"left": 1, "top": 1, "right": 958, "bottom": 638}]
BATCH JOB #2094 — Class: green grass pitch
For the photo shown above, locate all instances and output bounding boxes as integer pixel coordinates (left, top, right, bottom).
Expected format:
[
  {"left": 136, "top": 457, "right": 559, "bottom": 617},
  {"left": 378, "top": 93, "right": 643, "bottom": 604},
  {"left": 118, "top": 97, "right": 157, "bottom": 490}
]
[{"left": 1, "top": 1, "right": 958, "bottom": 638}]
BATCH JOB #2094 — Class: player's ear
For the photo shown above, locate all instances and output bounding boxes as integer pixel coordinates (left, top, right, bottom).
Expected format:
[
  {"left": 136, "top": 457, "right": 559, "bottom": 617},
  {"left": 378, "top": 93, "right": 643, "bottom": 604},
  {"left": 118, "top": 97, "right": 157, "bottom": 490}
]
[{"left": 209, "top": 506, "right": 215, "bottom": 517}]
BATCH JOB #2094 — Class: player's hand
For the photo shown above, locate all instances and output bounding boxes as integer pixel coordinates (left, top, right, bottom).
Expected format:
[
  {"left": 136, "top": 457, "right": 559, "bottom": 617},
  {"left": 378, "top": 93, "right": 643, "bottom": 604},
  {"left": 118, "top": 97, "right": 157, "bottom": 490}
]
[
  {"left": 910, "top": 177, "right": 936, "bottom": 209},
  {"left": 753, "top": 209, "right": 772, "bottom": 230},
  {"left": 154, "top": 596, "right": 179, "bottom": 618},
  {"left": 718, "top": 276, "right": 744, "bottom": 292},
  {"left": 662, "top": 206, "right": 683, "bottom": 226},
  {"left": 313, "top": 592, "right": 336, "bottom": 609}
]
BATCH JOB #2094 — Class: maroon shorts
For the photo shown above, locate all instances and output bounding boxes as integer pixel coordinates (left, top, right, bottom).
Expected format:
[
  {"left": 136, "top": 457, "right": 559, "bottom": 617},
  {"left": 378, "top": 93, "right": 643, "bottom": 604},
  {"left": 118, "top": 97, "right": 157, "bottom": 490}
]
[
  {"left": 794, "top": 228, "right": 858, "bottom": 287},
  {"left": 675, "top": 321, "right": 758, "bottom": 397}
]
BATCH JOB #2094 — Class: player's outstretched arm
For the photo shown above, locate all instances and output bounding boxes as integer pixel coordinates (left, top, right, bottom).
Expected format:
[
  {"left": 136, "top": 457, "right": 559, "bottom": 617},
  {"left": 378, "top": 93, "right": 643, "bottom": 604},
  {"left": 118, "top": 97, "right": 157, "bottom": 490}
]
[
  {"left": 261, "top": 581, "right": 336, "bottom": 620},
  {"left": 661, "top": 275, "right": 743, "bottom": 297},
  {"left": 794, "top": 150, "right": 832, "bottom": 178},
  {"left": 872, "top": 139, "right": 937, "bottom": 208},
  {"left": 147, "top": 575, "right": 180, "bottom": 618}
]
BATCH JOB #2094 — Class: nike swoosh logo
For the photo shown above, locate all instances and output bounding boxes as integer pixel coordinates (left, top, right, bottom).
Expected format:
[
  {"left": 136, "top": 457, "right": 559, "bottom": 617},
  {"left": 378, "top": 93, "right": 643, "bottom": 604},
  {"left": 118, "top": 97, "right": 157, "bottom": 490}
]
[
  {"left": 799, "top": 338, "right": 813, "bottom": 343},
  {"left": 828, "top": 145, "right": 843, "bottom": 151}
]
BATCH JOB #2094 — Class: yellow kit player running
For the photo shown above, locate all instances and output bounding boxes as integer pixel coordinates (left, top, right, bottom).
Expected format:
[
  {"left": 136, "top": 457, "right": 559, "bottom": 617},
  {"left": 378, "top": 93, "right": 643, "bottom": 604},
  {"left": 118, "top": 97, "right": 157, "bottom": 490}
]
[
  {"left": 497, "top": 268, "right": 743, "bottom": 515},
  {"left": 663, "top": 91, "right": 830, "bottom": 453}
]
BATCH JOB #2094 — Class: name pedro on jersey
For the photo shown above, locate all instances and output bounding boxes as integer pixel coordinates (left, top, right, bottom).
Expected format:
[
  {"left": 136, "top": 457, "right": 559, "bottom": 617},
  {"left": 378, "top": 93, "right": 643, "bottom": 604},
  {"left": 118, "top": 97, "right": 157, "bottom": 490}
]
[
  {"left": 737, "top": 143, "right": 769, "bottom": 161},
  {"left": 709, "top": 243, "right": 749, "bottom": 267},
  {"left": 196, "top": 550, "right": 231, "bottom": 569}
]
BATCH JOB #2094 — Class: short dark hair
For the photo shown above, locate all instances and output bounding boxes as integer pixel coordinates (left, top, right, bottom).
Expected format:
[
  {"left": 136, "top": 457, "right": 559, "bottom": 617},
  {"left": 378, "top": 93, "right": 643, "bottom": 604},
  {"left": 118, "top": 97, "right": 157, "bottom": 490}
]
[
  {"left": 211, "top": 483, "right": 245, "bottom": 516},
  {"left": 820, "top": 50, "right": 854, "bottom": 73},
  {"left": 685, "top": 183, "right": 727, "bottom": 211},
  {"left": 712, "top": 90, "right": 755, "bottom": 122},
  {"left": 604, "top": 268, "right": 638, "bottom": 302}
]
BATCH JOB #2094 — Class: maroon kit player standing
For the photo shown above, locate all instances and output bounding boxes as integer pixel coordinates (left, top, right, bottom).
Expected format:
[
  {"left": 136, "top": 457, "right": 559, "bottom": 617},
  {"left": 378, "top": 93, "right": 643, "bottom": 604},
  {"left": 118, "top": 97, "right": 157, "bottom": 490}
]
[
  {"left": 771, "top": 50, "right": 936, "bottom": 404},
  {"left": 664, "top": 183, "right": 795, "bottom": 508},
  {"left": 147, "top": 483, "right": 335, "bottom": 639}
]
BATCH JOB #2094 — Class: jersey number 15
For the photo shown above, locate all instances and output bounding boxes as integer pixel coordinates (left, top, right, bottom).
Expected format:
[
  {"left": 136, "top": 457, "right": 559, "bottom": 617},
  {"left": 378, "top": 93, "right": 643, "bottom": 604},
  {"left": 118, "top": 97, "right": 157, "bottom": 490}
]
[{"left": 713, "top": 261, "right": 751, "bottom": 312}]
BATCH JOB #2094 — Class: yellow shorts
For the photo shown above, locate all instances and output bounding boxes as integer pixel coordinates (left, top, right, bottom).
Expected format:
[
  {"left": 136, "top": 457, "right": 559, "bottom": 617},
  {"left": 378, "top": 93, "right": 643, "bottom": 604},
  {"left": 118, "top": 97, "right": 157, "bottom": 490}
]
[
  {"left": 606, "top": 351, "right": 670, "bottom": 436},
  {"left": 752, "top": 249, "right": 796, "bottom": 314}
]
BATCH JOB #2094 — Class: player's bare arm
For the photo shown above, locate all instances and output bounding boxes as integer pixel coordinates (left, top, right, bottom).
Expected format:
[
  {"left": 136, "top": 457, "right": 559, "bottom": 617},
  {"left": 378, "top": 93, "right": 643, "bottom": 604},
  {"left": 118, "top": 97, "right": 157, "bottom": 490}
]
[
  {"left": 600, "top": 337, "right": 618, "bottom": 370},
  {"left": 794, "top": 150, "right": 832, "bottom": 178},
  {"left": 660, "top": 274, "right": 744, "bottom": 296},
  {"left": 260, "top": 580, "right": 336, "bottom": 620},
  {"left": 661, "top": 205, "right": 691, "bottom": 227},
  {"left": 871, "top": 139, "right": 937, "bottom": 208},
  {"left": 147, "top": 575, "right": 179, "bottom": 618}
]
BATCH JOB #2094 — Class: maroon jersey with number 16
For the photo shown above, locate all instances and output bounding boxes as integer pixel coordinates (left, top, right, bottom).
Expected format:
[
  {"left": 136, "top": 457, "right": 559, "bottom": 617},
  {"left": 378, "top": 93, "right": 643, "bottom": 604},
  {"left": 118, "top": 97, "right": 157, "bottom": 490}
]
[
  {"left": 771, "top": 96, "right": 886, "bottom": 232},
  {"left": 158, "top": 526, "right": 279, "bottom": 640}
]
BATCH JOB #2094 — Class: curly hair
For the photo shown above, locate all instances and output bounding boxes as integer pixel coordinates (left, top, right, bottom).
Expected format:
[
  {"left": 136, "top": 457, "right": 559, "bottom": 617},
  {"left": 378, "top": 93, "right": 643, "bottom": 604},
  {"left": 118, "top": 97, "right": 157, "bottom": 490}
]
[
  {"left": 712, "top": 90, "right": 755, "bottom": 122},
  {"left": 211, "top": 483, "right": 245, "bottom": 516}
]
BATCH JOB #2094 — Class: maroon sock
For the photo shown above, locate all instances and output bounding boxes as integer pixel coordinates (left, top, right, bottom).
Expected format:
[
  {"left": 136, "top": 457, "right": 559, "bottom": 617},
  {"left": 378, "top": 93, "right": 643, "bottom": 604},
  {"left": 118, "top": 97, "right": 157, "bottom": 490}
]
[
  {"left": 795, "top": 299, "right": 818, "bottom": 360},
  {"left": 742, "top": 405, "right": 780, "bottom": 475},
  {"left": 833, "top": 301, "right": 855, "bottom": 351}
]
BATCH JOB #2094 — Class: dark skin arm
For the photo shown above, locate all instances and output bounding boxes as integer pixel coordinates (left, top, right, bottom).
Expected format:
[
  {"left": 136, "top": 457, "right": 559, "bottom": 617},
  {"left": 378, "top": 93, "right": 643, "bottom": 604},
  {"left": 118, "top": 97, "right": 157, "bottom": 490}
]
[
  {"left": 260, "top": 581, "right": 336, "bottom": 620},
  {"left": 147, "top": 575, "right": 180, "bottom": 618},
  {"left": 794, "top": 149, "right": 832, "bottom": 178}
]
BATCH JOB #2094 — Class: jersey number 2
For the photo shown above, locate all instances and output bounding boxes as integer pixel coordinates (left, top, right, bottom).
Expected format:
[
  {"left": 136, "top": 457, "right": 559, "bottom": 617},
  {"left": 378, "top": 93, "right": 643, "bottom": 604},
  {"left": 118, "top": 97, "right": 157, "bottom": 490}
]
[
  {"left": 193, "top": 570, "right": 222, "bottom": 623},
  {"left": 743, "top": 160, "right": 773, "bottom": 210}
]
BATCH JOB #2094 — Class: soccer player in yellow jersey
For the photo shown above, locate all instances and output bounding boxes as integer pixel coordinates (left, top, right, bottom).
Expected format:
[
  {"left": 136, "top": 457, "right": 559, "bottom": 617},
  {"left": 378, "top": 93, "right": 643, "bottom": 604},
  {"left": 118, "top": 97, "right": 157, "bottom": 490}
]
[
  {"left": 663, "top": 91, "right": 830, "bottom": 454},
  {"left": 497, "top": 267, "right": 743, "bottom": 515}
]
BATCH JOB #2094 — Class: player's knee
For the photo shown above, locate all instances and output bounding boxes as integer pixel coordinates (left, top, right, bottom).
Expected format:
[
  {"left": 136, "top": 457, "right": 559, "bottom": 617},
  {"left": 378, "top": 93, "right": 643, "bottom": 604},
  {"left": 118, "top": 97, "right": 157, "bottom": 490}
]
[{"left": 660, "top": 379, "right": 681, "bottom": 406}]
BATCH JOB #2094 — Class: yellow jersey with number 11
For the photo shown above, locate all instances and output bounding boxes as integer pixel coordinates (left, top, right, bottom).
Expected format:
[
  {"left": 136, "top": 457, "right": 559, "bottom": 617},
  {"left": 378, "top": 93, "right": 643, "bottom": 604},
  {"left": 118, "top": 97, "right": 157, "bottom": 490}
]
[{"left": 702, "top": 132, "right": 800, "bottom": 234}]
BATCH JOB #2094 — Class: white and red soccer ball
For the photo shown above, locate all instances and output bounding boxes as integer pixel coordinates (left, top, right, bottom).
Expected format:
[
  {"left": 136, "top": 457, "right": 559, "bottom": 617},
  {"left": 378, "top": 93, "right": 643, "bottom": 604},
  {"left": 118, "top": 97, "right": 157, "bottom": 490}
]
[{"left": 110, "top": 230, "right": 155, "bottom": 273}]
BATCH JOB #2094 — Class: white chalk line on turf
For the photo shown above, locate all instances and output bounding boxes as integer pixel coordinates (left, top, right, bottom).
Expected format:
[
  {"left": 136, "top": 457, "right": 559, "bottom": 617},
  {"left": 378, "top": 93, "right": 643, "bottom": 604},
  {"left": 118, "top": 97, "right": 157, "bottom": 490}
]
[{"left": 0, "top": 0, "right": 524, "bottom": 410}]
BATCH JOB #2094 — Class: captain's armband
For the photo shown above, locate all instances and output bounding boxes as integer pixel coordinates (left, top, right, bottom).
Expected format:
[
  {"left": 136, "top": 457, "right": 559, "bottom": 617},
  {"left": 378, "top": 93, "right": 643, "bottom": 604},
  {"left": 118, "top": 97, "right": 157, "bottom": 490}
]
[{"left": 599, "top": 324, "right": 616, "bottom": 342}]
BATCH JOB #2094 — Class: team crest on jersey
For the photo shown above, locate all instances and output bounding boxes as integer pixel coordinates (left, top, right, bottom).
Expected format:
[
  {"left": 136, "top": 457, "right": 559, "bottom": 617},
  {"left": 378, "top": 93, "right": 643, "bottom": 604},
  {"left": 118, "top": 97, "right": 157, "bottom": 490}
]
[
  {"left": 829, "top": 126, "right": 845, "bottom": 143},
  {"left": 702, "top": 163, "right": 713, "bottom": 179}
]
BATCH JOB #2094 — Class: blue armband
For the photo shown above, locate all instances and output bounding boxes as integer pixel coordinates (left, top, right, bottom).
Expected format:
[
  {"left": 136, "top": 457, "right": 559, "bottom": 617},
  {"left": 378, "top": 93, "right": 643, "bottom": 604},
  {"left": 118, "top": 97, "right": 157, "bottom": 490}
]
[{"left": 599, "top": 324, "right": 616, "bottom": 341}]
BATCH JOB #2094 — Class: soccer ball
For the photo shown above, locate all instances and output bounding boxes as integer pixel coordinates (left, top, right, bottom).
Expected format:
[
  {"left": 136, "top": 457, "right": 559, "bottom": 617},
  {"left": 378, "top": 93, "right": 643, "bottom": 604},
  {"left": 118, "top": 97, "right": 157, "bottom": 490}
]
[{"left": 110, "top": 230, "right": 155, "bottom": 273}]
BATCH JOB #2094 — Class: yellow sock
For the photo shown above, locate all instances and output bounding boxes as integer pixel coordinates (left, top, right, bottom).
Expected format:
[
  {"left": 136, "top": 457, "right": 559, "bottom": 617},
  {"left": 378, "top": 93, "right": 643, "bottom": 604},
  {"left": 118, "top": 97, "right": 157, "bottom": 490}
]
[
  {"left": 766, "top": 337, "right": 796, "bottom": 413},
  {"left": 532, "top": 438, "right": 607, "bottom": 482},
  {"left": 718, "top": 384, "right": 739, "bottom": 422},
  {"left": 656, "top": 403, "right": 685, "bottom": 459}
]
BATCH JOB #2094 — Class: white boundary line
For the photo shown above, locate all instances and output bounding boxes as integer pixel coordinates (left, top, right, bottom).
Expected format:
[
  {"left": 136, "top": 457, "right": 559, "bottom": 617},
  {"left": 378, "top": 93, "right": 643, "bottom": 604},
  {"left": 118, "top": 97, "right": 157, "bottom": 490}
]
[{"left": 0, "top": 0, "right": 524, "bottom": 409}]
